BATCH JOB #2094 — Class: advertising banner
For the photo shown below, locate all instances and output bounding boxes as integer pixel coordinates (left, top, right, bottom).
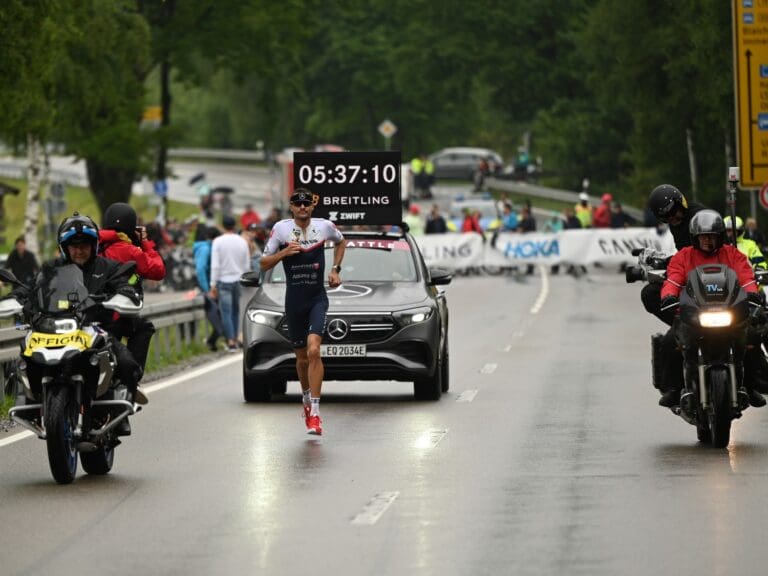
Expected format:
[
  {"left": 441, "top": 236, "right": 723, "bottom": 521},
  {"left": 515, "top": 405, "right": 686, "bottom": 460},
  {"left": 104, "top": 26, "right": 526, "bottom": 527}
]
[
  {"left": 415, "top": 228, "right": 675, "bottom": 269},
  {"left": 293, "top": 151, "right": 402, "bottom": 226}
]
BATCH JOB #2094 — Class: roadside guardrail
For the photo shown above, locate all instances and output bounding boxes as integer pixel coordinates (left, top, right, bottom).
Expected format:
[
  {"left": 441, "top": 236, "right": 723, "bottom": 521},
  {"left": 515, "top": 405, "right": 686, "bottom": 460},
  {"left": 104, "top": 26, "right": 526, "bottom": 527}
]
[{"left": 0, "top": 296, "right": 207, "bottom": 400}]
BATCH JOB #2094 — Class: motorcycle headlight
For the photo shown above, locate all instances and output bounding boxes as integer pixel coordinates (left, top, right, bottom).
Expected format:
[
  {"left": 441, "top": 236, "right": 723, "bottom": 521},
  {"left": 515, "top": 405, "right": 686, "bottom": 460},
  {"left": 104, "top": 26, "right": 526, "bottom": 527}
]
[
  {"left": 393, "top": 306, "right": 433, "bottom": 326},
  {"left": 699, "top": 311, "right": 732, "bottom": 327},
  {"left": 246, "top": 309, "right": 283, "bottom": 328}
]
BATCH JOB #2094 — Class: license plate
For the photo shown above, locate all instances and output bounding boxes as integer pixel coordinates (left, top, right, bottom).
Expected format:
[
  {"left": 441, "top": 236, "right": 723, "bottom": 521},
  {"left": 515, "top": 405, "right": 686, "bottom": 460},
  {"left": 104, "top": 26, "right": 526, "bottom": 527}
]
[{"left": 321, "top": 344, "right": 367, "bottom": 357}]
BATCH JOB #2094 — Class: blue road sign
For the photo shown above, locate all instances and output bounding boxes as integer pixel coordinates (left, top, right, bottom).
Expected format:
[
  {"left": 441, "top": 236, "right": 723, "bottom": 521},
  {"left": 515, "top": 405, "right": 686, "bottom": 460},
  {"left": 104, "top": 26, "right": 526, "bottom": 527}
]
[{"left": 154, "top": 180, "right": 168, "bottom": 198}]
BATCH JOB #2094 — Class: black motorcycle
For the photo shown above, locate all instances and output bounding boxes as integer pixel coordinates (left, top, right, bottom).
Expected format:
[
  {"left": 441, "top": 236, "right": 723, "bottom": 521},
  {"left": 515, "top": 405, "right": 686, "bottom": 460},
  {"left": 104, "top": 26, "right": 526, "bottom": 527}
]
[
  {"left": 627, "top": 249, "right": 764, "bottom": 447},
  {"left": 0, "top": 264, "right": 142, "bottom": 484}
]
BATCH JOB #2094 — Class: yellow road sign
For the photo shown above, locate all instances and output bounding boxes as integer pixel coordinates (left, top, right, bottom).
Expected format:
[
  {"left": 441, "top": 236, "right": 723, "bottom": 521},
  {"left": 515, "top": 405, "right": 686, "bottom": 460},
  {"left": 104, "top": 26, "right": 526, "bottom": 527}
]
[
  {"left": 734, "top": 1, "right": 768, "bottom": 188},
  {"left": 142, "top": 106, "right": 162, "bottom": 123}
]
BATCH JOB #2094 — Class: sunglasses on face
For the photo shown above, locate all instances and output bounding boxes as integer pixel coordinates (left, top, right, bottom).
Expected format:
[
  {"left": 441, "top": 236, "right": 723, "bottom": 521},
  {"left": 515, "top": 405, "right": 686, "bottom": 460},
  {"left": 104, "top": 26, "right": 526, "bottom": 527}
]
[{"left": 292, "top": 201, "right": 312, "bottom": 207}]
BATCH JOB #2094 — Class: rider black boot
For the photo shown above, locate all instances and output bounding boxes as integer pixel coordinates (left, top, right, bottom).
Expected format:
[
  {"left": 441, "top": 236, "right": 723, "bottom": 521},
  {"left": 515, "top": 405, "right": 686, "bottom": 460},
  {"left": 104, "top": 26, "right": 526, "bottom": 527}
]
[
  {"left": 747, "top": 388, "right": 766, "bottom": 407},
  {"left": 659, "top": 389, "right": 681, "bottom": 408}
]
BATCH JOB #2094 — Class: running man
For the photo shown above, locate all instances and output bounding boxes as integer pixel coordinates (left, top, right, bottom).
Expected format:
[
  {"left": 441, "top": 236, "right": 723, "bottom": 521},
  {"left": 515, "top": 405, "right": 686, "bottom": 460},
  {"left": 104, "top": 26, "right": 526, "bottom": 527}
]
[{"left": 260, "top": 188, "right": 346, "bottom": 435}]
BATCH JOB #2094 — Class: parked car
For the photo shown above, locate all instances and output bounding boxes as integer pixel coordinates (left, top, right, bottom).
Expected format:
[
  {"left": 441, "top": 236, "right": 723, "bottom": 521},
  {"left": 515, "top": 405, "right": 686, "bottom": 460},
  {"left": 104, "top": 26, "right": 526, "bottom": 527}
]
[
  {"left": 428, "top": 147, "right": 503, "bottom": 180},
  {"left": 239, "top": 230, "right": 452, "bottom": 402}
]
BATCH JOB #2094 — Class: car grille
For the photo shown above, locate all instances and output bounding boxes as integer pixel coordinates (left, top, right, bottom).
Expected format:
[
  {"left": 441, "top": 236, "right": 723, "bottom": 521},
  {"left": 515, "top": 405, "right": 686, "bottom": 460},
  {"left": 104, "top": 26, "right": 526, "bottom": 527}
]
[{"left": 278, "top": 313, "right": 397, "bottom": 344}]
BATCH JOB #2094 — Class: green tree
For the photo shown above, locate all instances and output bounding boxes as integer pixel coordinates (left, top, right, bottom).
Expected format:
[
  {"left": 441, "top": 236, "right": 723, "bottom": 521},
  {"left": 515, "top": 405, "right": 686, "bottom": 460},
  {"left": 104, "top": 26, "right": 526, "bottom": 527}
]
[{"left": 52, "top": 0, "right": 152, "bottom": 215}]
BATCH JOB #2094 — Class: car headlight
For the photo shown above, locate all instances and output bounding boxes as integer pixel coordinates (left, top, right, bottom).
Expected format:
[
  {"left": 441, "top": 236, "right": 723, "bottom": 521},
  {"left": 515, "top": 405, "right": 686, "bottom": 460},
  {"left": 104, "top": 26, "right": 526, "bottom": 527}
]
[
  {"left": 393, "top": 306, "right": 433, "bottom": 326},
  {"left": 246, "top": 309, "right": 283, "bottom": 328},
  {"left": 699, "top": 311, "right": 732, "bottom": 327}
]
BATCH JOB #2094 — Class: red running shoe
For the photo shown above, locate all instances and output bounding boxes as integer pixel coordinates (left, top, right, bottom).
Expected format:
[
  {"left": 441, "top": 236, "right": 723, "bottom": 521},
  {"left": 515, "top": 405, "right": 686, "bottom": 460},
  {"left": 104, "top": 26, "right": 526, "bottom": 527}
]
[
  {"left": 302, "top": 403, "right": 311, "bottom": 420},
  {"left": 306, "top": 414, "right": 322, "bottom": 435}
]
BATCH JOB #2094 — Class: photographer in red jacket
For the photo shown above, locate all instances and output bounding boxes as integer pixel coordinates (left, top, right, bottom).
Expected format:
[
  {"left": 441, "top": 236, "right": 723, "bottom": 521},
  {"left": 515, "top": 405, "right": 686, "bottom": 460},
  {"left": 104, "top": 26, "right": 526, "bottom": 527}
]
[
  {"left": 659, "top": 209, "right": 765, "bottom": 408},
  {"left": 99, "top": 203, "right": 166, "bottom": 398}
]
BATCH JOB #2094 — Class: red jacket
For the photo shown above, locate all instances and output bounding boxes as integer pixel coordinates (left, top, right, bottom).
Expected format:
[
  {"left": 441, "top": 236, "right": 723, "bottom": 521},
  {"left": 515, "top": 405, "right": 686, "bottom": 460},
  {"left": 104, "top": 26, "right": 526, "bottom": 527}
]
[
  {"left": 98, "top": 230, "right": 166, "bottom": 281},
  {"left": 661, "top": 244, "right": 757, "bottom": 299},
  {"left": 592, "top": 203, "right": 611, "bottom": 228}
]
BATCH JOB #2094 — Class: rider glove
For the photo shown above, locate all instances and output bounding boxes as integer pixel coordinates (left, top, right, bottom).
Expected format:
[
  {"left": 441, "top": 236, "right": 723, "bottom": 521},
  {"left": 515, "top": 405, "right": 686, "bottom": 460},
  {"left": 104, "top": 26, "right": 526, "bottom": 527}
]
[
  {"left": 660, "top": 295, "right": 679, "bottom": 311},
  {"left": 748, "top": 291, "right": 765, "bottom": 307}
]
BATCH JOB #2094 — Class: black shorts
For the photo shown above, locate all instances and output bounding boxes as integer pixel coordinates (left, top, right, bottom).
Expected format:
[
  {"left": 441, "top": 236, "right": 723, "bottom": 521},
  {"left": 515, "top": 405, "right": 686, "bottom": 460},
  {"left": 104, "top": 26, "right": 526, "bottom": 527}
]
[{"left": 286, "top": 294, "right": 328, "bottom": 349}]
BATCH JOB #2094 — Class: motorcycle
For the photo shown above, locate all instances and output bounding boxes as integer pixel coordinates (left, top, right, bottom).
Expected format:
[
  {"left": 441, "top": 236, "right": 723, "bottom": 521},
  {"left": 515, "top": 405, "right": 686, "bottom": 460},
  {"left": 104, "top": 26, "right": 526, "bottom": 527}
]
[
  {"left": 0, "top": 263, "right": 142, "bottom": 484},
  {"left": 627, "top": 248, "right": 765, "bottom": 447}
]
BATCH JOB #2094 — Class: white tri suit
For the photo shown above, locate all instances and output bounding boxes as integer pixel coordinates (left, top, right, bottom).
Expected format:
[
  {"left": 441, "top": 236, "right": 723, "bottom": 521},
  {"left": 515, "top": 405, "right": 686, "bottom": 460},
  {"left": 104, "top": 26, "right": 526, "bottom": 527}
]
[{"left": 263, "top": 218, "right": 345, "bottom": 348}]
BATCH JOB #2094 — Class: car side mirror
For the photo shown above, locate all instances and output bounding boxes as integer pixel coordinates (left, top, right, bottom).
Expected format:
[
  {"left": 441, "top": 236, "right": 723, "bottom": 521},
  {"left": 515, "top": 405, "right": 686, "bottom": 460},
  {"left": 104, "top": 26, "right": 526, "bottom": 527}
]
[
  {"left": 428, "top": 267, "right": 452, "bottom": 286},
  {"left": 240, "top": 270, "right": 262, "bottom": 287}
]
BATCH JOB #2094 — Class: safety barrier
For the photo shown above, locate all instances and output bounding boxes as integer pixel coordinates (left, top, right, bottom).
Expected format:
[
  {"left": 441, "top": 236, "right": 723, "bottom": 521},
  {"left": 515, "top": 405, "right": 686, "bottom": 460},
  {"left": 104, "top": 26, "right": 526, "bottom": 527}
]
[{"left": 415, "top": 227, "right": 675, "bottom": 271}]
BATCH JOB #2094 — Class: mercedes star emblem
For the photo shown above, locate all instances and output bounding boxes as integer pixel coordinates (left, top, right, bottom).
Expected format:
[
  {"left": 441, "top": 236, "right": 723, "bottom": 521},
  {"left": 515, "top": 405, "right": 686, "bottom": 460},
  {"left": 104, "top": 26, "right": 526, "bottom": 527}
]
[{"left": 327, "top": 318, "right": 349, "bottom": 341}]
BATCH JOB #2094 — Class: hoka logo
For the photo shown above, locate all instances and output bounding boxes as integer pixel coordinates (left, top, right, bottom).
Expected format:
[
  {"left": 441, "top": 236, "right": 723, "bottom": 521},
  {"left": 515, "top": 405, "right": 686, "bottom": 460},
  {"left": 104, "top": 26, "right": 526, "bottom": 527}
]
[{"left": 503, "top": 239, "right": 560, "bottom": 260}]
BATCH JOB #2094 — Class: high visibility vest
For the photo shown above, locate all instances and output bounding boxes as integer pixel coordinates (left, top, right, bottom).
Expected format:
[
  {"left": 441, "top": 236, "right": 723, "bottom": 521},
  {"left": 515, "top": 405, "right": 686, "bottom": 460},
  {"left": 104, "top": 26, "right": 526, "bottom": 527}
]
[
  {"left": 736, "top": 235, "right": 767, "bottom": 270},
  {"left": 411, "top": 158, "right": 424, "bottom": 174},
  {"left": 575, "top": 204, "right": 592, "bottom": 228}
]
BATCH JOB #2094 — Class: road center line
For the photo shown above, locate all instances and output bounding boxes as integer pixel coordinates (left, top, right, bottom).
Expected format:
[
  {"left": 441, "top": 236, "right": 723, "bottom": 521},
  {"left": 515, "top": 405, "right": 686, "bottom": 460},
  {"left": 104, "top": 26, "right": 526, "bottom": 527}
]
[
  {"left": 529, "top": 264, "right": 549, "bottom": 314},
  {"left": 480, "top": 363, "right": 498, "bottom": 374},
  {"left": 456, "top": 389, "right": 478, "bottom": 403},
  {"left": 351, "top": 492, "right": 400, "bottom": 525},
  {"left": 0, "top": 354, "right": 243, "bottom": 449}
]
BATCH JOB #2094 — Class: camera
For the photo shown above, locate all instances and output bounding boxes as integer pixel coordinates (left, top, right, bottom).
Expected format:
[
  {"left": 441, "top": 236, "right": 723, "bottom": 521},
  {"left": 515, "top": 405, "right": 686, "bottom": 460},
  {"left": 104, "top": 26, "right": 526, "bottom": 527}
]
[{"left": 625, "top": 265, "right": 647, "bottom": 284}]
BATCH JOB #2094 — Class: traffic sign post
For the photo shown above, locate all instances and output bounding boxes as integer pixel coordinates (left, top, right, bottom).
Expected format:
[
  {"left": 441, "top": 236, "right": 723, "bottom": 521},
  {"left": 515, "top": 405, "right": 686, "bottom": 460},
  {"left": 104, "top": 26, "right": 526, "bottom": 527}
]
[
  {"left": 759, "top": 180, "right": 768, "bottom": 210},
  {"left": 378, "top": 119, "right": 397, "bottom": 151},
  {"left": 733, "top": 2, "right": 768, "bottom": 188}
]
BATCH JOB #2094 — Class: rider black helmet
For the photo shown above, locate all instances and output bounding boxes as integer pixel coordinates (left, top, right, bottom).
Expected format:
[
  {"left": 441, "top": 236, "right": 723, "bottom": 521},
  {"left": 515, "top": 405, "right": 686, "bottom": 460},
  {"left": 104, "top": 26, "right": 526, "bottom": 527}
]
[
  {"left": 102, "top": 202, "right": 137, "bottom": 233},
  {"left": 689, "top": 209, "right": 725, "bottom": 254},
  {"left": 649, "top": 184, "right": 688, "bottom": 223},
  {"left": 58, "top": 212, "right": 99, "bottom": 262}
]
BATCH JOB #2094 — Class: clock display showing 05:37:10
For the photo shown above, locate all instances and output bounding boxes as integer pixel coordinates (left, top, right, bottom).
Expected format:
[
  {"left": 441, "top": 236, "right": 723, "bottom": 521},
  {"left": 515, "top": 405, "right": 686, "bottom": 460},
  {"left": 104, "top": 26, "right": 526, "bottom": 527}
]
[{"left": 296, "top": 163, "right": 399, "bottom": 186}]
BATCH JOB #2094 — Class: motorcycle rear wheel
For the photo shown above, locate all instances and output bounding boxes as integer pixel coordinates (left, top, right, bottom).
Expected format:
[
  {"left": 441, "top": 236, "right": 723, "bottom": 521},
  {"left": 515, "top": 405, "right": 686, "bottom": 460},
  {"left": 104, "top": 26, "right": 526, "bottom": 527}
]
[
  {"left": 45, "top": 387, "right": 79, "bottom": 484},
  {"left": 708, "top": 368, "right": 732, "bottom": 449}
]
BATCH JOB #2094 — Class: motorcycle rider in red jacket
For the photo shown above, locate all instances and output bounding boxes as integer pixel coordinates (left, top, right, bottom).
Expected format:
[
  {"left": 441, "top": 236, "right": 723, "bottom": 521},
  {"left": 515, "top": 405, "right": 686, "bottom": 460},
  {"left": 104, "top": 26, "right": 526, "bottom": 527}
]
[{"left": 658, "top": 209, "right": 766, "bottom": 408}]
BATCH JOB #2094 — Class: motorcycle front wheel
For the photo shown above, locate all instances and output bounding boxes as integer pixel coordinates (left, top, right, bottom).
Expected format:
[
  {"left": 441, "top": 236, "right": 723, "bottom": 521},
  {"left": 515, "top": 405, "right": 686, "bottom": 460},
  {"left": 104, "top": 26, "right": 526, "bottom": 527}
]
[
  {"left": 45, "top": 386, "right": 79, "bottom": 484},
  {"left": 707, "top": 367, "right": 732, "bottom": 449}
]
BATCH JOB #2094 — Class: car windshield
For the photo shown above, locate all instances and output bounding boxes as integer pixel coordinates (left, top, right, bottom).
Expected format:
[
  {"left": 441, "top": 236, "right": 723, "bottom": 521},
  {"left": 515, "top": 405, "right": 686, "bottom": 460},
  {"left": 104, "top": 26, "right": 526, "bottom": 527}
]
[{"left": 269, "top": 238, "right": 418, "bottom": 283}]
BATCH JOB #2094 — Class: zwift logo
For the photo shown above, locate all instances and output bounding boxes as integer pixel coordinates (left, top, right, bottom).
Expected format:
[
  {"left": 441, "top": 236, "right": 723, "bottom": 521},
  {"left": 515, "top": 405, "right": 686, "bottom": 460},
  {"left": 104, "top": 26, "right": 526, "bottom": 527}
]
[{"left": 502, "top": 238, "right": 560, "bottom": 260}]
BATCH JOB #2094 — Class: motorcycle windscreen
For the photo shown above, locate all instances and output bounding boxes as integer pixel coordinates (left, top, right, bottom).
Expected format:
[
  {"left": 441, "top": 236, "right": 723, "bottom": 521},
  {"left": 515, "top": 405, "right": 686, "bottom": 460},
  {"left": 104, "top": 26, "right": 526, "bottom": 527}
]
[{"left": 33, "top": 264, "right": 90, "bottom": 314}]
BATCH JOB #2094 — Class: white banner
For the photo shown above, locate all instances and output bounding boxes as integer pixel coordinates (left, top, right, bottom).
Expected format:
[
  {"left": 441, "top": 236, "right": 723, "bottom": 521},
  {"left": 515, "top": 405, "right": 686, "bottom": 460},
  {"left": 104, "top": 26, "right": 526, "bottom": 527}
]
[{"left": 415, "top": 228, "right": 675, "bottom": 269}]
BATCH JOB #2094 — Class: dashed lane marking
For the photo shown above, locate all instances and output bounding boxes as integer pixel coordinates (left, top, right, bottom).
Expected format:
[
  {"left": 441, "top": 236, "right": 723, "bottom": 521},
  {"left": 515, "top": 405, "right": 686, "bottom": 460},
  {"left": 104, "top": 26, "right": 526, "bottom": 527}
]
[
  {"left": 456, "top": 389, "right": 478, "bottom": 403},
  {"left": 413, "top": 428, "right": 449, "bottom": 450},
  {"left": 480, "top": 363, "right": 498, "bottom": 374},
  {"left": 351, "top": 491, "right": 400, "bottom": 525}
]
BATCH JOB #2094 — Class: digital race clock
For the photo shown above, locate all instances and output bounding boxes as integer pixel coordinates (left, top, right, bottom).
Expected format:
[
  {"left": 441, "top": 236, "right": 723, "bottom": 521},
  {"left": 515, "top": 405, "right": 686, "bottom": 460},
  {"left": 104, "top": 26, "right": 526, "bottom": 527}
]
[{"left": 293, "top": 151, "right": 402, "bottom": 226}]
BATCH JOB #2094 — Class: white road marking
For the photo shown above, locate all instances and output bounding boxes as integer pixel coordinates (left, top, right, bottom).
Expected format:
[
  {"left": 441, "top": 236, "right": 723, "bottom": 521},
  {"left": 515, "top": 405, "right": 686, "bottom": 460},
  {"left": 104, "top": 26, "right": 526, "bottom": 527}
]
[
  {"left": 456, "top": 389, "right": 478, "bottom": 403},
  {"left": 351, "top": 491, "right": 400, "bottom": 525},
  {"left": 143, "top": 354, "right": 242, "bottom": 394},
  {"left": 414, "top": 429, "right": 449, "bottom": 450},
  {"left": 0, "top": 430, "right": 33, "bottom": 448},
  {"left": 480, "top": 363, "right": 498, "bottom": 374},
  {"left": 501, "top": 344, "right": 513, "bottom": 352},
  {"left": 529, "top": 264, "right": 549, "bottom": 314},
  {"left": 0, "top": 354, "right": 243, "bottom": 449}
]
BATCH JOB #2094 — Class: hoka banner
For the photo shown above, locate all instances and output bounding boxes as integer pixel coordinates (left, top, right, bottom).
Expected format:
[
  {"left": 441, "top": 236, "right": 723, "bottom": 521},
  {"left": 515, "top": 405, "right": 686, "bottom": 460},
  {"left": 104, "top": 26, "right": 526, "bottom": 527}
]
[{"left": 415, "top": 228, "right": 675, "bottom": 270}]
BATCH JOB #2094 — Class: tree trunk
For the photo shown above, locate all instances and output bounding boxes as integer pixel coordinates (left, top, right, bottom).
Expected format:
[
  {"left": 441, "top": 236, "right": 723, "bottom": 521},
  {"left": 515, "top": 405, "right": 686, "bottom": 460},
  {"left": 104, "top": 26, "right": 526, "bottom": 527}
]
[
  {"left": 686, "top": 127, "right": 698, "bottom": 202},
  {"left": 85, "top": 158, "right": 135, "bottom": 218},
  {"left": 24, "top": 135, "right": 42, "bottom": 258}
]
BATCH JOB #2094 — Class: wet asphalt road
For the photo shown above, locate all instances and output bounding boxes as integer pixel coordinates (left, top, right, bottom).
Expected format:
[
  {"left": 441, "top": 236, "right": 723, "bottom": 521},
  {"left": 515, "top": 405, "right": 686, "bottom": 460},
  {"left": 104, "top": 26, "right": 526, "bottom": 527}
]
[{"left": 2, "top": 269, "right": 768, "bottom": 575}]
